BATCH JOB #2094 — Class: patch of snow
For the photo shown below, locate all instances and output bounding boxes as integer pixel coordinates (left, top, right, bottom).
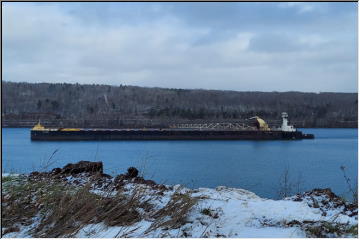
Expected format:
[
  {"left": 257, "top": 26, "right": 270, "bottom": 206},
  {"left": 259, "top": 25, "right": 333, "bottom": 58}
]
[
  {"left": 2, "top": 215, "right": 42, "bottom": 238},
  {"left": 2, "top": 173, "right": 20, "bottom": 177}
]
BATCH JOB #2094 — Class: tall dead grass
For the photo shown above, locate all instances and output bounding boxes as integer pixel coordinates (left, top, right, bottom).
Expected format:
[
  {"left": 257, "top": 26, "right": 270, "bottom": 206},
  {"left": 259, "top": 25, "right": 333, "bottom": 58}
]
[
  {"left": 146, "top": 192, "right": 197, "bottom": 233},
  {"left": 2, "top": 176, "right": 197, "bottom": 237}
]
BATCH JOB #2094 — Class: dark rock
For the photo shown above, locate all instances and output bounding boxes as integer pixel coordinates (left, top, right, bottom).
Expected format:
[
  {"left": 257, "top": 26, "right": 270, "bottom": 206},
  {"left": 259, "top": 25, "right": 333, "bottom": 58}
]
[
  {"left": 101, "top": 173, "right": 112, "bottom": 179},
  {"left": 29, "top": 171, "right": 40, "bottom": 177},
  {"left": 131, "top": 176, "right": 156, "bottom": 186},
  {"left": 28, "top": 171, "right": 47, "bottom": 181},
  {"left": 290, "top": 188, "right": 357, "bottom": 219},
  {"left": 293, "top": 197, "right": 302, "bottom": 202},
  {"left": 132, "top": 176, "right": 144, "bottom": 183},
  {"left": 309, "top": 188, "right": 338, "bottom": 200},
  {"left": 91, "top": 172, "right": 104, "bottom": 180},
  {"left": 54, "top": 175, "right": 62, "bottom": 180},
  {"left": 114, "top": 174, "right": 126, "bottom": 183},
  {"left": 82, "top": 172, "right": 114, "bottom": 190},
  {"left": 50, "top": 168, "right": 61, "bottom": 175},
  {"left": 143, "top": 179, "right": 156, "bottom": 186},
  {"left": 286, "top": 220, "right": 301, "bottom": 226},
  {"left": 349, "top": 210, "right": 358, "bottom": 217},
  {"left": 61, "top": 161, "right": 103, "bottom": 175},
  {"left": 126, "top": 167, "right": 139, "bottom": 178},
  {"left": 303, "top": 220, "right": 316, "bottom": 224},
  {"left": 156, "top": 184, "right": 167, "bottom": 191},
  {"left": 114, "top": 174, "right": 126, "bottom": 189},
  {"left": 115, "top": 184, "right": 124, "bottom": 190}
]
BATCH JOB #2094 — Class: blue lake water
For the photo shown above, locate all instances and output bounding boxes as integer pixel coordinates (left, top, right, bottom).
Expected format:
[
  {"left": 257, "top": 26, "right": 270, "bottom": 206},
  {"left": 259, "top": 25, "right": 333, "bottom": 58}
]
[{"left": 2, "top": 128, "right": 358, "bottom": 199}]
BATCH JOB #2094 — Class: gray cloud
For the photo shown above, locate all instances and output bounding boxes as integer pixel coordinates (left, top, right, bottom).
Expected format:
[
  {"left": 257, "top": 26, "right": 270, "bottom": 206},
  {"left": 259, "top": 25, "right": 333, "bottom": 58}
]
[{"left": 2, "top": 2, "right": 357, "bottom": 92}]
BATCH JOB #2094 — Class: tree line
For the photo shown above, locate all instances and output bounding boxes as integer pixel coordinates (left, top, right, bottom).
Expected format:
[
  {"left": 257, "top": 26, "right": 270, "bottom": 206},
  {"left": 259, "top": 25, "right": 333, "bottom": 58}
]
[{"left": 2, "top": 81, "right": 357, "bottom": 128}]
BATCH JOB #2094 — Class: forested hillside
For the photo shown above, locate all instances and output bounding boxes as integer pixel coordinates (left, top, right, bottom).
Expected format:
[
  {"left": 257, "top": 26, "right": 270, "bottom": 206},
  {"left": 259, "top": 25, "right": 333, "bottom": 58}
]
[{"left": 2, "top": 81, "right": 357, "bottom": 128}]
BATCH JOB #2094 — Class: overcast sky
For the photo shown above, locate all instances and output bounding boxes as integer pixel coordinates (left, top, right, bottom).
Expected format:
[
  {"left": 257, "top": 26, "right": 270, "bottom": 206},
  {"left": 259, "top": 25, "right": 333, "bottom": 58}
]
[{"left": 2, "top": 2, "right": 358, "bottom": 92}]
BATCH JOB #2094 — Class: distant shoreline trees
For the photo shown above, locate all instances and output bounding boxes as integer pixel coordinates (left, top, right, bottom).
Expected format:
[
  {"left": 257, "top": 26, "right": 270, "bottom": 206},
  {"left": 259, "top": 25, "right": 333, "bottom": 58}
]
[{"left": 2, "top": 81, "right": 357, "bottom": 128}]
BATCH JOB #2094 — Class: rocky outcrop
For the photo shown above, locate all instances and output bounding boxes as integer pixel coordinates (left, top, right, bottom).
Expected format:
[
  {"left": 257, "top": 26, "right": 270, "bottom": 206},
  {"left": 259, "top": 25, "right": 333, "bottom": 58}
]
[
  {"left": 61, "top": 161, "right": 103, "bottom": 174},
  {"left": 288, "top": 188, "right": 358, "bottom": 218},
  {"left": 29, "top": 161, "right": 103, "bottom": 179},
  {"left": 113, "top": 167, "right": 165, "bottom": 191},
  {"left": 28, "top": 161, "right": 166, "bottom": 191}
]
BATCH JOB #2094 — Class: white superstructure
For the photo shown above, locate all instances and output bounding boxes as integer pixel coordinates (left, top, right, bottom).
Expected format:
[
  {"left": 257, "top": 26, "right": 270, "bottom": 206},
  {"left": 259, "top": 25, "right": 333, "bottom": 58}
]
[{"left": 281, "top": 112, "right": 296, "bottom": 132}]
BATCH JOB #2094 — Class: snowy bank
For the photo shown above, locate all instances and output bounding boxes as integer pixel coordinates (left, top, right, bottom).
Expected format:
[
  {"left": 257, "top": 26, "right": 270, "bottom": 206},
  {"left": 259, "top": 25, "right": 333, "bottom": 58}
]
[{"left": 2, "top": 161, "right": 358, "bottom": 238}]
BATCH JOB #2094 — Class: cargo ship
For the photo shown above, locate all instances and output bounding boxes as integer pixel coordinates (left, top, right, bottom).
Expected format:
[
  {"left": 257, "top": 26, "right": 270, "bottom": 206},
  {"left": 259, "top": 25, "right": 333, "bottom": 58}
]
[{"left": 31, "top": 112, "right": 314, "bottom": 141}]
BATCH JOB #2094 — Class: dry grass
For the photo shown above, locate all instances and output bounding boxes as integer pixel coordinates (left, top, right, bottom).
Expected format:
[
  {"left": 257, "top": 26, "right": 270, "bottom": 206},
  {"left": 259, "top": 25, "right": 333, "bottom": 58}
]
[
  {"left": 2, "top": 175, "right": 198, "bottom": 238},
  {"left": 304, "top": 222, "right": 358, "bottom": 238},
  {"left": 146, "top": 192, "right": 197, "bottom": 233},
  {"left": 2, "top": 176, "right": 67, "bottom": 231},
  {"left": 2, "top": 178, "right": 148, "bottom": 237},
  {"left": 33, "top": 184, "right": 100, "bottom": 237},
  {"left": 33, "top": 185, "right": 149, "bottom": 237}
]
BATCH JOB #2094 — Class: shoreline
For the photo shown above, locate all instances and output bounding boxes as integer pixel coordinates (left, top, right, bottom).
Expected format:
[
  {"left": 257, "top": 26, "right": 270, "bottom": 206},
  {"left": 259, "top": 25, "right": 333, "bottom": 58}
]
[{"left": 2, "top": 161, "right": 358, "bottom": 238}]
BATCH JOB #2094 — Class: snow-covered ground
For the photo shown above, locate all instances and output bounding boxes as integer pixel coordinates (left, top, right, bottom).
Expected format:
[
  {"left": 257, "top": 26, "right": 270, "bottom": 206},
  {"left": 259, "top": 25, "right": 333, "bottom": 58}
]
[
  {"left": 75, "top": 185, "right": 356, "bottom": 238},
  {"left": 2, "top": 168, "right": 358, "bottom": 238},
  {"left": 75, "top": 185, "right": 308, "bottom": 238}
]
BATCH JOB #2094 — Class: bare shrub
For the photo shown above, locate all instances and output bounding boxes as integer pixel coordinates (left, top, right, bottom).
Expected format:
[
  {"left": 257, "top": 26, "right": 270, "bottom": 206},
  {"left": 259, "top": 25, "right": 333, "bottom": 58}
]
[
  {"left": 39, "top": 149, "right": 60, "bottom": 171},
  {"left": 278, "top": 166, "right": 305, "bottom": 199},
  {"left": 340, "top": 166, "right": 357, "bottom": 204}
]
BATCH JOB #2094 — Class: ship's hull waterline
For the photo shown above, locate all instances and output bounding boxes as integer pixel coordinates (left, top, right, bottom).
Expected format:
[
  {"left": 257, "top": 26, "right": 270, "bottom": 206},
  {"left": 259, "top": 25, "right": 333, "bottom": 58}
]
[{"left": 31, "top": 129, "right": 314, "bottom": 141}]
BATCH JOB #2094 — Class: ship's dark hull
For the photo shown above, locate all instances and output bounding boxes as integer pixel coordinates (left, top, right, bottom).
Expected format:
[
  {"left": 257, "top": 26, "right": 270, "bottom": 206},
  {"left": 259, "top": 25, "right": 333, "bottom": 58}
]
[{"left": 31, "top": 129, "right": 314, "bottom": 141}]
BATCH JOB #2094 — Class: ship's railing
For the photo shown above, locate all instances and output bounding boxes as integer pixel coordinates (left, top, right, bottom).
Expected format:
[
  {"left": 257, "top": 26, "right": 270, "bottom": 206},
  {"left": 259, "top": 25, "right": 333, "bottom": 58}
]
[{"left": 169, "top": 122, "right": 256, "bottom": 130}]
